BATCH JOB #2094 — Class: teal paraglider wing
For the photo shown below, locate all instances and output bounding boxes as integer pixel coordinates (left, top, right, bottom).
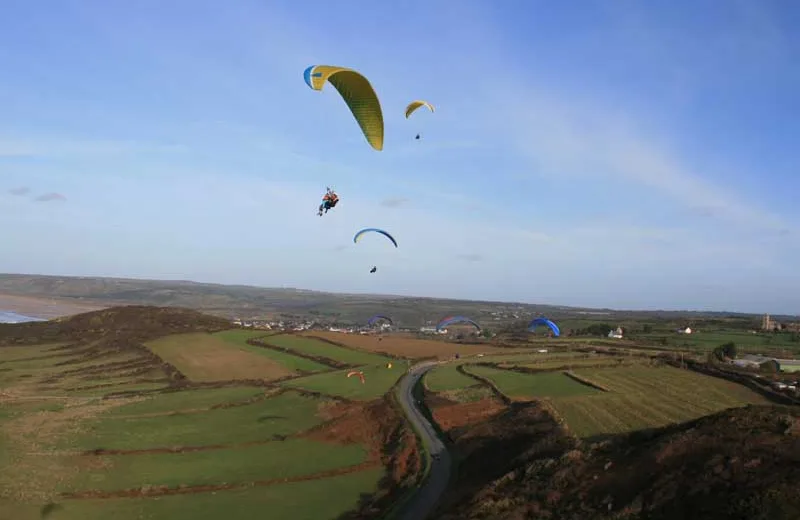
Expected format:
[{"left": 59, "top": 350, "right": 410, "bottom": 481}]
[{"left": 353, "top": 228, "right": 398, "bottom": 248}]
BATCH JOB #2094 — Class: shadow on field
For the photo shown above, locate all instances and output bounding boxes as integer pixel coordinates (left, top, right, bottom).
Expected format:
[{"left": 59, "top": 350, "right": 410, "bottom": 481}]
[
  {"left": 40, "top": 502, "right": 62, "bottom": 518},
  {"left": 256, "top": 415, "right": 287, "bottom": 422}
]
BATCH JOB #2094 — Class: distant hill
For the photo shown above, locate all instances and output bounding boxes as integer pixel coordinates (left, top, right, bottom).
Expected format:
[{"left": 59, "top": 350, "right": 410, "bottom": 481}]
[
  {"left": 0, "top": 273, "right": 785, "bottom": 327},
  {"left": 0, "top": 305, "right": 232, "bottom": 345}
]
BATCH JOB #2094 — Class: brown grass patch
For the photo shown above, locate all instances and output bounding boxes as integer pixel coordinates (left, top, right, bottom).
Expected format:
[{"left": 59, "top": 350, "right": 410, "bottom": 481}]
[
  {"left": 145, "top": 333, "right": 293, "bottom": 382},
  {"left": 0, "top": 397, "right": 137, "bottom": 502},
  {"left": 307, "top": 331, "right": 525, "bottom": 360},
  {"left": 431, "top": 398, "right": 507, "bottom": 432}
]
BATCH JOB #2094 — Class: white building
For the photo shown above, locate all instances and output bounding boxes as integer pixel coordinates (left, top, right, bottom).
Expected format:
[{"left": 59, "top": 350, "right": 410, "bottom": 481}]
[
  {"left": 608, "top": 327, "right": 624, "bottom": 339},
  {"left": 419, "top": 326, "right": 446, "bottom": 335}
]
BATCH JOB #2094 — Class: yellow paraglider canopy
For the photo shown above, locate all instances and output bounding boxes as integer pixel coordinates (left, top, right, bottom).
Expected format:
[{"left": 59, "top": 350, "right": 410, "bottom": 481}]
[
  {"left": 405, "top": 100, "right": 435, "bottom": 119},
  {"left": 303, "top": 65, "right": 385, "bottom": 151}
]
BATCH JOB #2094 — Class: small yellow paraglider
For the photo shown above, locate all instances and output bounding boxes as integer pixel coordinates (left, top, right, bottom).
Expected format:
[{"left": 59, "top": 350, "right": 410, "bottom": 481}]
[
  {"left": 404, "top": 100, "right": 435, "bottom": 119},
  {"left": 405, "top": 100, "right": 435, "bottom": 140},
  {"left": 386, "top": 362, "right": 393, "bottom": 369}
]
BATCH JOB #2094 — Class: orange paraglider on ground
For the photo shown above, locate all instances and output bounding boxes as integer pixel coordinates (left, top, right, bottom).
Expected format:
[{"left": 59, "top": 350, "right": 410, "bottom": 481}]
[{"left": 346, "top": 370, "right": 365, "bottom": 384}]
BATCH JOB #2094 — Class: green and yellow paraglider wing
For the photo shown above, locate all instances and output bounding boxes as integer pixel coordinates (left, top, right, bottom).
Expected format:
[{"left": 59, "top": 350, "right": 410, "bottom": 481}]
[
  {"left": 303, "top": 65, "right": 385, "bottom": 151},
  {"left": 404, "top": 100, "right": 435, "bottom": 119}
]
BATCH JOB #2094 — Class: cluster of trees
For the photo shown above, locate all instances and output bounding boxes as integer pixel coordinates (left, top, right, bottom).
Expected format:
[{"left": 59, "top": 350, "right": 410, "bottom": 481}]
[
  {"left": 711, "top": 341, "right": 738, "bottom": 362},
  {"left": 709, "top": 341, "right": 780, "bottom": 373},
  {"left": 572, "top": 324, "right": 615, "bottom": 337}
]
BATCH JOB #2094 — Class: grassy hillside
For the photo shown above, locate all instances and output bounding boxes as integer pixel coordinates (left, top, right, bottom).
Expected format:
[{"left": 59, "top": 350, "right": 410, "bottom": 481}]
[{"left": 0, "top": 306, "right": 421, "bottom": 520}]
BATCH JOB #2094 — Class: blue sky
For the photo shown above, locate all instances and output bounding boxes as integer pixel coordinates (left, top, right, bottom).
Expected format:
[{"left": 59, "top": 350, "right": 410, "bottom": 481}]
[{"left": 1, "top": 0, "right": 798, "bottom": 313}]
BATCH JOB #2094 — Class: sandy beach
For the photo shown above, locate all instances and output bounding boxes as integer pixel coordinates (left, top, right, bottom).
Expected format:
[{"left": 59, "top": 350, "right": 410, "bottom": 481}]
[{"left": 0, "top": 293, "right": 106, "bottom": 319}]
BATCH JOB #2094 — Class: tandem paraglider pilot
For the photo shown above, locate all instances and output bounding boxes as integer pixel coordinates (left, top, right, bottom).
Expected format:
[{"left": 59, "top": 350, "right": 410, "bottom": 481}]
[{"left": 318, "top": 187, "right": 340, "bottom": 217}]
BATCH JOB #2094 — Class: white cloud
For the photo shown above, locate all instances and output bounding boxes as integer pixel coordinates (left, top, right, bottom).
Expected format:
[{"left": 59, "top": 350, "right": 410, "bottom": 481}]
[
  {"left": 0, "top": 136, "right": 185, "bottom": 158},
  {"left": 487, "top": 86, "right": 791, "bottom": 234},
  {"left": 8, "top": 187, "right": 30, "bottom": 196},
  {"left": 380, "top": 197, "right": 410, "bottom": 208},
  {"left": 33, "top": 192, "right": 67, "bottom": 203}
]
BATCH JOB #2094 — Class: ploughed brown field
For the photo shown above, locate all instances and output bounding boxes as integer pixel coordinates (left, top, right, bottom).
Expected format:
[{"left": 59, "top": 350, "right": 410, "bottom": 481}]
[{"left": 305, "top": 331, "right": 525, "bottom": 360}]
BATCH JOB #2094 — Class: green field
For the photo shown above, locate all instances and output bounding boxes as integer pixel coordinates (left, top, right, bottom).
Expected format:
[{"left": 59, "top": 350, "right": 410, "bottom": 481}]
[
  {"left": 548, "top": 366, "right": 770, "bottom": 438},
  {"left": 0, "top": 468, "right": 385, "bottom": 520},
  {"left": 265, "top": 335, "right": 394, "bottom": 366},
  {"left": 104, "top": 387, "right": 265, "bottom": 417},
  {"left": 511, "top": 357, "right": 641, "bottom": 371},
  {"left": 465, "top": 365, "right": 600, "bottom": 399},
  {"left": 145, "top": 333, "right": 295, "bottom": 382},
  {"left": 213, "top": 330, "right": 332, "bottom": 373},
  {"left": 281, "top": 365, "right": 403, "bottom": 400},
  {"left": 0, "top": 339, "right": 393, "bottom": 519},
  {"left": 424, "top": 364, "right": 478, "bottom": 392},
  {"left": 65, "top": 440, "right": 368, "bottom": 492},
  {"left": 636, "top": 330, "right": 800, "bottom": 353},
  {"left": 68, "top": 392, "right": 327, "bottom": 451}
]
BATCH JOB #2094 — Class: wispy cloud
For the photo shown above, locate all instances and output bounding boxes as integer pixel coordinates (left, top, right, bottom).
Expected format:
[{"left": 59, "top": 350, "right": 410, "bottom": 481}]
[
  {"left": 381, "top": 197, "right": 410, "bottom": 208},
  {"left": 8, "top": 187, "right": 30, "bottom": 196},
  {"left": 456, "top": 253, "right": 483, "bottom": 262},
  {"left": 490, "top": 87, "right": 790, "bottom": 233},
  {"left": 0, "top": 137, "right": 185, "bottom": 158},
  {"left": 34, "top": 192, "right": 67, "bottom": 202}
]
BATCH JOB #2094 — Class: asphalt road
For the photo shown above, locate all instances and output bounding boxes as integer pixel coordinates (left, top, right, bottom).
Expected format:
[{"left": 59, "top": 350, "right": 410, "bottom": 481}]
[{"left": 394, "top": 362, "right": 452, "bottom": 520}]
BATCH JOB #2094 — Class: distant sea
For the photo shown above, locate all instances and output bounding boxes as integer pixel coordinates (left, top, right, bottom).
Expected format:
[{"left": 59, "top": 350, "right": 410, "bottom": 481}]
[{"left": 0, "top": 311, "right": 45, "bottom": 324}]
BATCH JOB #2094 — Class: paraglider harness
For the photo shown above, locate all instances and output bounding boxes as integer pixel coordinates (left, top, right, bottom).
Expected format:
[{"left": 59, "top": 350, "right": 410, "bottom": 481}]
[{"left": 318, "top": 187, "right": 339, "bottom": 216}]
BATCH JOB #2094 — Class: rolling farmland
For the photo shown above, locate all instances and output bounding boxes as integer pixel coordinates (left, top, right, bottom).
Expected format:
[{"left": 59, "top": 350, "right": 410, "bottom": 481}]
[
  {"left": 0, "top": 323, "right": 400, "bottom": 520},
  {"left": 145, "top": 333, "right": 293, "bottom": 382},
  {"left": 465, "top": 365, "right": 600, "bottom": 399},
  {"left": 550, "top": 366, "right": 770, "bottom": 438}
]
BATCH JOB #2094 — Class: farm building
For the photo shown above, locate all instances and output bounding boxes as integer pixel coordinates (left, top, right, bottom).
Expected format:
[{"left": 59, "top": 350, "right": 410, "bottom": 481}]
[
  {"left": 733, "top": 355, "right": 781, "bottom": 372},
  {"left": 608, "top": 327, "right": 624, "bottom": 339}
]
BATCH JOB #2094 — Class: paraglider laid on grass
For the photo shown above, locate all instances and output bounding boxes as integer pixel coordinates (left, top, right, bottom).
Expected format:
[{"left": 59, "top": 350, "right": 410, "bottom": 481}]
[
  {"left": 303, "top": 65, "right": 385, "bottom": 151},
  {"left": 367, "top": 315, "right": 393, "bottom": 327},
  {"left": 346, "top": 370, "right": 366, "bottom": 384},
  {"left": 317, "top": 187, "right": 340, "bottom": 217},
  {"left": 436, "top": 315, "right": 482, "bottom": 332},
  {"left": 528, "top": 317, "right": 561, "bottom": 337}
]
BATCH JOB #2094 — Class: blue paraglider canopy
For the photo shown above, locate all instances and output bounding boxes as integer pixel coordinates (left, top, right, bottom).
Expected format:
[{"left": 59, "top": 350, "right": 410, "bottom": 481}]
[
  {"left": 436, "top": 315, "right": 481, "bottom": 332},
  {"left": 527, "top": 317, "right": 560, "bottom": 337},
  {"left": 367, "top": 315, "right": 393, "bottom": 326}
]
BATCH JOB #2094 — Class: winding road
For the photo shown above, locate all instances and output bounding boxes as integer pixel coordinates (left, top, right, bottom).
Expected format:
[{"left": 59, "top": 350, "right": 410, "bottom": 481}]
[{"left": 394, "top": 362, "right": 452, "bottom": 520}]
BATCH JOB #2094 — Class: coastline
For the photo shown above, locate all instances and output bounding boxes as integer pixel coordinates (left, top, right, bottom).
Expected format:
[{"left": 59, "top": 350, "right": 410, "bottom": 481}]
[
  {"left": 0, "top": 293, "right": 105, "bottom": 320},
  {"left": 0, "top": 310, "right": 45, "bottom": 323}
]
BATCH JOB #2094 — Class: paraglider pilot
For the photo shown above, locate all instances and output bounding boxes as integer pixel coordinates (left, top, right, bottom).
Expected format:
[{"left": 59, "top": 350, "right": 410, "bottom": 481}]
[
  {"left": 370, "top": 266, "right": 377, "bottom": 273},
  {"left": 318, "top": 187, "right": 339, "bottom": 216}
]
